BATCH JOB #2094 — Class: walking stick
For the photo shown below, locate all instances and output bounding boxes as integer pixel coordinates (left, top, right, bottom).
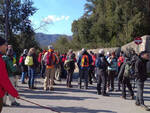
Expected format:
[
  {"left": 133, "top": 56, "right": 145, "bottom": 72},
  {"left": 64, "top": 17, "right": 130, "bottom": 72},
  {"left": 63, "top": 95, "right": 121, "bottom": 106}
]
[{"left": 19, "top": 97, "right": 61, "bottom": 113}]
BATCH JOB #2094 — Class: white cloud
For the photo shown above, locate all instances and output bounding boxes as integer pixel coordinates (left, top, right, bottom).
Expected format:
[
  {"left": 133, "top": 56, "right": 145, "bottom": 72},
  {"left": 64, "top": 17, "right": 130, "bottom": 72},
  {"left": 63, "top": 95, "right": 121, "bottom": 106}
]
[{"left": 43, "top": 15, "right": 70, "bottom": 23}]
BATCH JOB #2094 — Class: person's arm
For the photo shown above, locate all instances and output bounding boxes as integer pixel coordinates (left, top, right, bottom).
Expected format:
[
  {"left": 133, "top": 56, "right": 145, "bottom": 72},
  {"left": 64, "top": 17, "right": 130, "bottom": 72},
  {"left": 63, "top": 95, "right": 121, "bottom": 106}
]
[
  {"left": 135, "top": 60, "right": 141, "bottom": 79},
  {"left": 0, "top": 60, "right": 19, "bottom": 98}
]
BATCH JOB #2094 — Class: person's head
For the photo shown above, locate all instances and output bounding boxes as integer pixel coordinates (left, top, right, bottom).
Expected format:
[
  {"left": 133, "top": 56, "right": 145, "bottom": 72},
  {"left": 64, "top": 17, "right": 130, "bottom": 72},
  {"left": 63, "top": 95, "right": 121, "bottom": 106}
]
[
  {"left": 120, "top": 51, "right": 124, "bottom": 56},
  {"left": 111, "top": 52, "right": 115, "bottom": 58},
  {"left": 48, "top": 45, "right": 54, "bottom": 52},
  {"left": 140, "top": 51, "right": 149, "bottom": 60},
  {"left": 23, "top": 49, "right": 28, "bottom": 55},
  {"left": 106, "top": 52, "right": 110, "bottom": 56},
  {"left": 82, "top": 48, "right": 86, "bottom": 53},
  {"left": 68, "top": 49, "right": 73, "bottom": 54},
  {"left": 0, "top": 37, "right": 8, "bottom": 54},
  {"left": 90, "top": 51, "right": 94, "bottom": 55},
  {"left": 99, "top": 49, "right": 104, "bottom": 55},
  {"left": 6, "top": 48, "right": 13, "bottom": 56},
  {"left": 28, "top": 48, "right": 36, "bottom": 55}
]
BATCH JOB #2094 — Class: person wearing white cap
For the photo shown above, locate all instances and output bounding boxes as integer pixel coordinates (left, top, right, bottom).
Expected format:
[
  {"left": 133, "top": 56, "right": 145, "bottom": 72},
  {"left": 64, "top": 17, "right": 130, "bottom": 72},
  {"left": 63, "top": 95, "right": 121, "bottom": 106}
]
[{"left": 95, "top": 49, "right": 109, "bottom": 96}]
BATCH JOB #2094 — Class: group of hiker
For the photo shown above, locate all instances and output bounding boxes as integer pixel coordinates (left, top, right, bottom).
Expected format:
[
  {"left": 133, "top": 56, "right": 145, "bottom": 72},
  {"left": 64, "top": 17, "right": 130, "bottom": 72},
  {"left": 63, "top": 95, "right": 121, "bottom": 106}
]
[{"left": 0, "top": 36, "right": 150, "bottom": 113}]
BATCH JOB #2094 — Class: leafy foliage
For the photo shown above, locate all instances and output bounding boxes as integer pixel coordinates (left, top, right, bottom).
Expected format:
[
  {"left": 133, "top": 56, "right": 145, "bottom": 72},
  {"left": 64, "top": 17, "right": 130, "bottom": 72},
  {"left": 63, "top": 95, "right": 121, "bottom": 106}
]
[
  {"left": 0, "top": 0, "right": 40, "bottom": 59},
  {"left": 54, "top": 0, "right": 150, "bottom": 52}
]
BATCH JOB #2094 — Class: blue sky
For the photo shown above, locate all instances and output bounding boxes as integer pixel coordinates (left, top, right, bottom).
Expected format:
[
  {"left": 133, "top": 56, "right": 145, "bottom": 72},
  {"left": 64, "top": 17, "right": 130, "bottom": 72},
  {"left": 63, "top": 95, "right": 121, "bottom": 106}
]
[{"left": 30, "top": 0, "right": 87, "bottom": 35}]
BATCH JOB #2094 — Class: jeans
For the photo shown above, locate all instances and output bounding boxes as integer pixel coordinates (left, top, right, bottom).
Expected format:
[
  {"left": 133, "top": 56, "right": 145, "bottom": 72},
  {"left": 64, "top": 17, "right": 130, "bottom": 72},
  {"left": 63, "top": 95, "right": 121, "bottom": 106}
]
[
  {"left": 21, "top": 72, "right": 27, "bottom": 83},
  {"left": 136, "top": 80, "right": 144, "bottom": 105},
  {"left": 97, "top": 69, "right": 107, "bottom": 94},
  {"left": 28, "top": 67, "right": 35, "bottom": 88},
  {"left": 78, "top": 68, "right": 89, "bottom": 89}
]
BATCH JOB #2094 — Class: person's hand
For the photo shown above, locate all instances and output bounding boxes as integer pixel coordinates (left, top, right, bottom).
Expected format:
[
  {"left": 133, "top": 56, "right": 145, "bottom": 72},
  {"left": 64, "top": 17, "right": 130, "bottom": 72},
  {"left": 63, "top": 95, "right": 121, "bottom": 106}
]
[
  {"left": 16, "top": 95, "right": 20, "bottom": 99},
  {"left": 13, "top": 64, "right": 17, "bottom": 67}
]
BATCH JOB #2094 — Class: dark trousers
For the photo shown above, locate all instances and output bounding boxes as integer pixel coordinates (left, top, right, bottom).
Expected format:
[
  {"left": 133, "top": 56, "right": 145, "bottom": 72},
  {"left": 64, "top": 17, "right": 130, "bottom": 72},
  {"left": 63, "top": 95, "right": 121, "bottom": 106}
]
[
  {"left": 97, "top": 69, "right": 107, "bottom": 94},
  {"left": 108, "top": 70, "right": 116, "bottom": 90},
  {"left": 118, "top": 67, "right": 121, "bottom": 90},
  {"left": 0, "top": 98, "right": 3, "bottom": 113},
  {"left": 66, "top": 70, "right": 74, "bottom": 87},
  {"left": 136, "top": 80, "right": 144, "bottom": 105},
  {"left": 41, "top": 64, "right": 46, "bottom": 78},
  {"left": 89, "top": 66, "right": 96, "bottom": 84},
  {"left": 78, "top": 68, "right": 89, "bottom": 89},
  {"left": 122, "top": 77, "right": 134, "bottom": 98}
]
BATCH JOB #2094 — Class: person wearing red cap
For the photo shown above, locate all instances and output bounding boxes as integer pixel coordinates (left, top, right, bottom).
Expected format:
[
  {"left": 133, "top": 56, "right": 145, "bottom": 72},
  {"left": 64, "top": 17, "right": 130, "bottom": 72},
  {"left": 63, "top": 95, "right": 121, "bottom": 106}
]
[{"left": 0, "top": 37, "right": 19, "bottom": 113}]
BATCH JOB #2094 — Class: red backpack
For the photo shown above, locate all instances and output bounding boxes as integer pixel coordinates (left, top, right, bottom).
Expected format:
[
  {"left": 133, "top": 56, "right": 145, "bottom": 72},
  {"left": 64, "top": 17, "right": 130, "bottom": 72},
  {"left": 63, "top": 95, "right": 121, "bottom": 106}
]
[
  {"left": 19, "top": 56, "right": 24, "bottom": 64},
  {"left": 46, "top": 52, "right": 56, "bottom": 66}
]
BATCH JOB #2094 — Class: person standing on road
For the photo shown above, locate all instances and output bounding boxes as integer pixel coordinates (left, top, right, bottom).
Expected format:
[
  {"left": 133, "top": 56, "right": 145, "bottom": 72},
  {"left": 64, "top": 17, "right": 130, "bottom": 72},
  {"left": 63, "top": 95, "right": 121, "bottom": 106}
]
[
  {"left": 43, "top": 45, "right": 57, "bottom": 91},
  {"left": 95, "top": 49, "right": 109, "bottom": 96},
  {"left": 2, "top": 48, "right": 20, "bottom": 106},
  {"left": 107, "top": 52, "right": 118, "bottom": 92},
  {"left": 0, "top": 37, "right": 19, "bottom": 113},
  {"left": 135, "top": 51, "right": 150, "bottom": 111},
  {"left": 19, "top": 49, "right": 28, "bottom": 84},
  {"left": 118, "top": 57, "right": 134, "bottom": 100},
  {"left": 64, "top": 53, "right": 76, "bottom": 88},
  {"left": 25, "top": 48, "right": 38, "bottom": 89},
  {"left": 77, "top": 48, "right": 92, "bottom": 89}
]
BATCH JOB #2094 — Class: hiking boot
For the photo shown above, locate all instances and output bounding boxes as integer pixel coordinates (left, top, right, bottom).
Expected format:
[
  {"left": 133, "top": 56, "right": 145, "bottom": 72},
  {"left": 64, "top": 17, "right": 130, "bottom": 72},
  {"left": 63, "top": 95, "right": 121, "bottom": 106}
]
[
  {"left": 78, "top": 86, "right": 81, "bottom": 89},
  {"left": 50, "top": 87, "right": 54, "bottom": 91},
  {"left": 68, "top": 85, "right": 73, "bottom": 88},
  {"left": 11, "top": 102, "right": 20, "bottom": 106},
  {"left": 3, "top": 103, "right": 9, "bottom": 107},
  {"left": 129, "top": 96, "right": 134, "bottom": 100},
  {"left": 102, "top": 93, "right": 109, "bottom": 96},
  {"left": 44, "top": 88, "right": 48, "bottom": 91},
  {"left": 135, "top": 102, "right": 140, "bottom": 106},
  {"left": 97, "top": 91, "right": 101, "bottom": 95},
  {"left": 120, "top": 96, "right": 126, "bottom": 100},
  {"left": 140, "top": 104, "right": 150, "bottom": 111}
]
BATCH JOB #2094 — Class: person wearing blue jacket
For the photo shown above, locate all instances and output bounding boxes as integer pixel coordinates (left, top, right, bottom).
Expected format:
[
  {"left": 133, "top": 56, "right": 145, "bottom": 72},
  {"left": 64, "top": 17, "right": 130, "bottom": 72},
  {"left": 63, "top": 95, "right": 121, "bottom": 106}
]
[{"left": 77, "top": 48, "right": 92, "bottom": 89}]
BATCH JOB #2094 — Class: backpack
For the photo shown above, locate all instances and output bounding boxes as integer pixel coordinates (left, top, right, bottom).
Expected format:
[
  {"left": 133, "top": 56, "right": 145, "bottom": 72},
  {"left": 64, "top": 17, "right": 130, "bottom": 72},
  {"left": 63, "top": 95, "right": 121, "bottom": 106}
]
[
  {"left": 124, "top": 62, "right": 133, "bottom": 78},
  {"left": 25, "top": 56, "right": 33, "bottom": 66},
  {"left": 19, "top": 56, "right": 24, "bottom": 64},
  {"left": 81, "top": 55, "right": 89, "bottom": 67},
  {"left": 46, "top": 52, "right": 56, "bottom": 66}
]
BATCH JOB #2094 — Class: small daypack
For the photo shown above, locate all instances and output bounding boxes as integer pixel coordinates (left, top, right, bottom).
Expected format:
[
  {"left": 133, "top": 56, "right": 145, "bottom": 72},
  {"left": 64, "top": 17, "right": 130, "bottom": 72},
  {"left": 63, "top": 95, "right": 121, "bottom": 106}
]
[
  {"left": 46, "top": 52, "right": 56, "bottom": 66},
  {"left": 81, "top": 55, "right": 89, "bottom": 67},
  {"left": 19, "top": 56, "right": 24, "bottom": 64},
  {"left": 124, "top": 62, "right": 133, "bottom": 78},
  {"left": 25, "top": 56, "right": 33, "bottom": 66}
]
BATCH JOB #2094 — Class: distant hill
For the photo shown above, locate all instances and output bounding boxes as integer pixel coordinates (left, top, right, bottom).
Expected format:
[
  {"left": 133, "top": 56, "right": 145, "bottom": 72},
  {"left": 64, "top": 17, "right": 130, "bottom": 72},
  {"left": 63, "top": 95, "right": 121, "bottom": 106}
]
[{"left": 35, "top": 33, "right": 72, "bottom": 48}]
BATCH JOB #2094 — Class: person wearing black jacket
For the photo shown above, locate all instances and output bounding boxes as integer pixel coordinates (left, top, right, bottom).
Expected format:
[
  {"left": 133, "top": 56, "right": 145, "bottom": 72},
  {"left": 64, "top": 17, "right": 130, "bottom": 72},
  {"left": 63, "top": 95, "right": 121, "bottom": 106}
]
[
  {"left": 95, "top": 49, "right": 109, "bottom": 96},
  {"left": 135, "top": 51, "right": 149, "bottom": 111},
  {"left": 20, "top": 49, "right": 28, "bottom": 84},
  {"left": 118, "top": 58, "right": 134, "bottom": 100}
]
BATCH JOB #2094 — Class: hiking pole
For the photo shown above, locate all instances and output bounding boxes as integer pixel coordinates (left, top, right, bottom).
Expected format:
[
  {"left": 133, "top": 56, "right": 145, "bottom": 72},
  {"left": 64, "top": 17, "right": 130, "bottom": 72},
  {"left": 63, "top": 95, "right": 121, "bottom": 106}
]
[{"left": 19, "top": 97, "right": 61, "bottom": 113}]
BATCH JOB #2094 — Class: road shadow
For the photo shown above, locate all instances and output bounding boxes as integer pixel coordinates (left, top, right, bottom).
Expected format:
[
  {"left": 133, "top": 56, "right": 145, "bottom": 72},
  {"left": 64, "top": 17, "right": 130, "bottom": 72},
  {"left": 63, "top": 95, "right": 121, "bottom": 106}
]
[{"left": 52, "top": 106, "right": 117, "bottom": 113}]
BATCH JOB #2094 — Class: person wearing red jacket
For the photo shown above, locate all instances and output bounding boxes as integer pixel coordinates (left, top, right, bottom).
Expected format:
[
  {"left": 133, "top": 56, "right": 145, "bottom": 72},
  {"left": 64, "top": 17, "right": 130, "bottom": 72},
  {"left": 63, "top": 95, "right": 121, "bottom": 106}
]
[{"left": 0, "top": 37, "right": 19, "bottom": 113}]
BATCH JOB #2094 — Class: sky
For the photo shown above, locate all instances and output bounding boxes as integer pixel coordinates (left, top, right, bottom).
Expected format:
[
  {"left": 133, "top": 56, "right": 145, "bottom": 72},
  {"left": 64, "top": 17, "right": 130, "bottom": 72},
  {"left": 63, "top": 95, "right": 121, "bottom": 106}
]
[{"left": 30, "top": 0, "right": 87, "bottom": 35}]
